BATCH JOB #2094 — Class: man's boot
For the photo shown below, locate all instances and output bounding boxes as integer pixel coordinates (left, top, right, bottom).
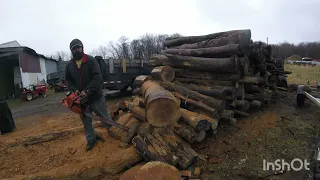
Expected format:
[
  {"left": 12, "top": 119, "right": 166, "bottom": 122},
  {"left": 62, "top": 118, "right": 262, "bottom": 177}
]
[{"left": 86, "top": 140, "right": 96, "bottom": 151}]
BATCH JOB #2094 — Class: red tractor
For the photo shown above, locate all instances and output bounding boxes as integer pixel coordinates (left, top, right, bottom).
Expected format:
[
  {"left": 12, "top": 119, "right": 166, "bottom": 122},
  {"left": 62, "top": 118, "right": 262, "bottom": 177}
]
[{"left": 21, "top": 84, "right": 48, "bottom": 101}]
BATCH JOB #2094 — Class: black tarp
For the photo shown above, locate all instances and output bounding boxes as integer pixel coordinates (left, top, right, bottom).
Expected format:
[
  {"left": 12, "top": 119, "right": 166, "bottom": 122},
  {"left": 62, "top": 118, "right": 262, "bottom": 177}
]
[{"left": 0, "top": 101, "right": 15, "bottom": 134}]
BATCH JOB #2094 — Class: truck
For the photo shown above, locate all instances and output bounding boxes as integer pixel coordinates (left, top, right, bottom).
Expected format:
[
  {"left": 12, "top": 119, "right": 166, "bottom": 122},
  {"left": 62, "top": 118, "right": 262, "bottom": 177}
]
[{"left": 47, "top": 56, "right": 154, "bottom": 93}]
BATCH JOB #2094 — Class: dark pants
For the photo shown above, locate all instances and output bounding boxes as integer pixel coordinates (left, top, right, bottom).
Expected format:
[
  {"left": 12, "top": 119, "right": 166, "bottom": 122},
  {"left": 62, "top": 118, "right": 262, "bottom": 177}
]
[{"left": 80, "top": 96, "right": 111, "bottom": 143}]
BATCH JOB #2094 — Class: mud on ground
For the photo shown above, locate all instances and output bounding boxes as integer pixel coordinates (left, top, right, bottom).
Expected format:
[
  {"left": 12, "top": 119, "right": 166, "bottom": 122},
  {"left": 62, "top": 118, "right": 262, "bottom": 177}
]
[{"left": 0, "top": 90, "right": 319, "bottom": 180}]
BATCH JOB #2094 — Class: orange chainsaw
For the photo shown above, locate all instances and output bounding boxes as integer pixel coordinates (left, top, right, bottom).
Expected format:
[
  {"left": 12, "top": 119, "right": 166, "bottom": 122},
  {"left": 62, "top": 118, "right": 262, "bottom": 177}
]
[{"left": 62, "top": 91, "right": 129, "bottom": 130}]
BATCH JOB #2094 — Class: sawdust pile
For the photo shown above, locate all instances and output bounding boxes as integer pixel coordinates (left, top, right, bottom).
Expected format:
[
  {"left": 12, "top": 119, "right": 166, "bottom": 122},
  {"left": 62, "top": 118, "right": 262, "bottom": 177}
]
[{"left": 0, "top": 112, "right": 131, "bottom": 179}]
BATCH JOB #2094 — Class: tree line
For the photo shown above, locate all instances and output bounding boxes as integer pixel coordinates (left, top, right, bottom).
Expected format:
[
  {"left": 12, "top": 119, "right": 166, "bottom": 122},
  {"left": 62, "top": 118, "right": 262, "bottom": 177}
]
[{"left": 50, "top": 33, "right": 320, "bottom": 61}]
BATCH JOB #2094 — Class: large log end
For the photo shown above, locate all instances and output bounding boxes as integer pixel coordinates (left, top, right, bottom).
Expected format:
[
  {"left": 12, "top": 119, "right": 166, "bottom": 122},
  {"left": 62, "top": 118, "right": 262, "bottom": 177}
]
[
  {"left": 135, "top": 161, "right": 181, "bottom": 180},
  {"left": 146, "top": 91, "right": 181, "bottom": 127}
]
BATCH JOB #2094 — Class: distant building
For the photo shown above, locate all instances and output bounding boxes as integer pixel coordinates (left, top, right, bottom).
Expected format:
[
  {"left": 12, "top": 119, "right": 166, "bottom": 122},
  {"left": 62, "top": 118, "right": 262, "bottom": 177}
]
[{"left": 0, "top": 40, "right": 58, "bottom": 100}]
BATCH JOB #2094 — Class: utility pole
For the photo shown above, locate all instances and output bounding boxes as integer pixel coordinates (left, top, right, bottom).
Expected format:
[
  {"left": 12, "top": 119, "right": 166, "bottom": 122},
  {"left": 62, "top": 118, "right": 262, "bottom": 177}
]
[{"left": 266, "top": 37, "right": 268, "bottom": 45}]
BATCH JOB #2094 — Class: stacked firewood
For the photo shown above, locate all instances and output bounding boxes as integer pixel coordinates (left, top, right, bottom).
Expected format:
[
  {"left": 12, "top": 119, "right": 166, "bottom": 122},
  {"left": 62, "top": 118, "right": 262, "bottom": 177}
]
[{"left": 107, "top": 29, "right": 292, "bottom": 172}]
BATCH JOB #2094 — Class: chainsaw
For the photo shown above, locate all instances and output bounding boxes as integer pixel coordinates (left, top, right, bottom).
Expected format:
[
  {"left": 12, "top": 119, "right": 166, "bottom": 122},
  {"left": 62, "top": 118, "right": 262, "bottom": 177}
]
[{"left": 62, "top": 91, "right": 129, "bottom": 130}]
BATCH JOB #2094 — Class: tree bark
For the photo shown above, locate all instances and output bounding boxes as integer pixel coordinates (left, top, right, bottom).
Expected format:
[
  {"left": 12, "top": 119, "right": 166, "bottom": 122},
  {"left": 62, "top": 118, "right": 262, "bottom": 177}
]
[
  {"left": 151, "top": 66, "right": 175, "bottom": 82},
  {"left": 163, "top": 29, "right": 251, "bottom": 47},
  {"left": 180, "top": 83, "right": 228, "bottom": 100},
  {"left": 172, "top": 92, "right": 219, "bottom": 118},
  {"left": 174, "top": 68, "right": 242, "bottom": 82},
  {"left": 180, "top": 108, "right": 216, "bottom": 132},
  {"left": 153, "top": 127, "right": 199, "bottom": 169},
  {"left": 174, "top": 77, "right": 236, "bottom": 87},
  {"left": 174, "top": 125, "right": 206, "bottom": 143},
  {"left": 173, "top": 30, "right": 251, "bottom": 49},
  {"left": 151, "top": 53, "right": 245, "bottom": 74},
  {"left": 160, "top": 81, "right": 225, "bottom": 112},
  {"left": 163, "top": 44, "right": 244, "bottom": 58}
]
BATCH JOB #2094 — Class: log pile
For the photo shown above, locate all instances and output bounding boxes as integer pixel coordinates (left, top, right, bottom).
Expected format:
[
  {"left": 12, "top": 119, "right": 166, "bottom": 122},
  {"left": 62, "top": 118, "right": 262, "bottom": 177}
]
[{"left": 106, "top": 29, "right": 291, "bottom": 173}]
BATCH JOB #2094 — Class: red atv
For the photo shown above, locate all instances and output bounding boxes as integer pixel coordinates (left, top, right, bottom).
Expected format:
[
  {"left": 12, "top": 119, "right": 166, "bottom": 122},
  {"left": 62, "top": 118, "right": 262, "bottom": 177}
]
[{"left": 21, "top": 84, "right": 48, "bottom": 101}]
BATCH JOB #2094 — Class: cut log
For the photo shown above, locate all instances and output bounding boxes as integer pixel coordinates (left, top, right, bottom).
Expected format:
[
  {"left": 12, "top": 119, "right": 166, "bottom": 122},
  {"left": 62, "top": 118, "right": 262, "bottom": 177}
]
[
  {"left": 172, "top": 92, "right": 219, "bottom": 118},
  {"left": 132, "top": 96, "right": 145, "bottom": 106},
  {"left": 174, "top": 77, "right": 236, "bottom": 87},
  {"left": 275, "top": 58, "right": 284, "bottom": 70},
  {"left": 109, "top": 113, "right": 140, "bottom": 143},
  {"left": 103, "top": 146, "right": 142, "bottom": 175},
  {"left": 163, "top": 44, "right": 244, "bottom": 58},
  {"left": 132, "top": 88, "right": 142, "bottom": 95},
  {"left": 173, "top": 30, "right": 251, "bottom": 49},
  {"left": 250, "top": 100, "right": 262, "bottom": 109},
  {"left": 220, "top": 110, "right": 234, "bottom": 121},
  {"left": 153, "top": 127, "right": 199, "bottom": 169},
  {"left": 126, "top": 102, "right": 146, "bottom": 122},
  {"left": 152, "top": 53, "right": 245, "bottom": 74},
  {"left": 120, "top": 164, "right": 145, "bottom": 180},
  {"left": 137, "top": 124, "right": 179, "bottom": 166},
  {"left": 145, "top": 90, "right": 181, "bottom": 127},
  {"left": 234, "top": 100, "right": 250, "bottom": 112},
  {"left": 132, "top": 135, "right": 165, "bottom": 162},
  {"left": 180, "top": 108, "right": 214, "bottom": 132},
  {"left": 244, "top": 84, "right": 262, "bottom": 93},
  {"left": 135, "top": 161, "right": 181, "bottom": 180},
  {"left": 174, "top": 69, "right": 242, "bottom": 82},
  {"left": 109, "top": 104, "right": 120, "bottom": 118},
  {"left": 160, "top": 81, "right": 225, "bottom": 112},
  {"left": 117, "top": 101, "right": 128, "bottom": 110},
  {"left": 134, "top": 75, "right": 153, "bottom": 88},
  {"left": 233, "top": 110, "right": 250, "bottom": 117},
  {"left": 163, "top": 29, "right": 251, "bottom": 47},
  {"left": 180, "top": 83, "right": 228, "bottom": 100},
  {"left": 151, "top": 66, "right": 175, "bottom": 82},
  {"left": 174, "top": 125, "right": 206, "bottom": 143},
  {"left": 141, "top": 80, "right": 163, "bottom": 98}
]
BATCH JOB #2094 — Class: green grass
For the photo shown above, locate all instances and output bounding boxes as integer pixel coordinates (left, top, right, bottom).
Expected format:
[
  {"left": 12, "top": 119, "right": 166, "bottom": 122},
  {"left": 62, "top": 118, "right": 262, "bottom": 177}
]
[{"left": 285, "top": 64, "right": 320, "bottom": 86}]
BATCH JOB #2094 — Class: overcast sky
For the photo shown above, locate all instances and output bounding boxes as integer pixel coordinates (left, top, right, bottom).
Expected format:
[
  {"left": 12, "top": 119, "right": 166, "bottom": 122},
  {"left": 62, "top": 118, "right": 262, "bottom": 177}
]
[{"left": 1, "top": 0, "right": 319, "bottom": 55}]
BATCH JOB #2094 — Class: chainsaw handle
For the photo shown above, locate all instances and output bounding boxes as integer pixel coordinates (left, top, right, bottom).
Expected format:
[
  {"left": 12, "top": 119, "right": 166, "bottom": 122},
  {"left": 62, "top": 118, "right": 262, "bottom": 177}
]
[{"left": 68, "top": 95, "right": 81, "bottom": 109}]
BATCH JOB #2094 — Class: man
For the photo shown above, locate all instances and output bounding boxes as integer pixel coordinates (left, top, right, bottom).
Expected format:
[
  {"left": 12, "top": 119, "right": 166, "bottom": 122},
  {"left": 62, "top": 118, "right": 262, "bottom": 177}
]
[{"left": 65, "top": 38, "right": 112, "bottom": 151}]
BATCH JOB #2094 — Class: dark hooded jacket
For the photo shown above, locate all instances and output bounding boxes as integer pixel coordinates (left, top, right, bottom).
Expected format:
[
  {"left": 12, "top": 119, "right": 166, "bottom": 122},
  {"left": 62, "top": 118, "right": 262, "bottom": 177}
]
[{"left": 65, "top": 53, "right": 103, "bottom": 104}]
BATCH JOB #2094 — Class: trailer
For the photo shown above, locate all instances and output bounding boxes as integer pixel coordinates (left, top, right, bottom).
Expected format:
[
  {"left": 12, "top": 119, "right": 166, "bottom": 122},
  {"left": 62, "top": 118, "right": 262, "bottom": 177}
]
[{"left": 95, "top": 56, "right": 154, "bottom": 92}]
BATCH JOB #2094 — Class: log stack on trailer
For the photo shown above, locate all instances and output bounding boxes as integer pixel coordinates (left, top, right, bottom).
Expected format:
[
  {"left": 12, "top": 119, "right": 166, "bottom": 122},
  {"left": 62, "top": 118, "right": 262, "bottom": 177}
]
[{"left": 105, "top": 29, "right": 292, "bottom": 174}]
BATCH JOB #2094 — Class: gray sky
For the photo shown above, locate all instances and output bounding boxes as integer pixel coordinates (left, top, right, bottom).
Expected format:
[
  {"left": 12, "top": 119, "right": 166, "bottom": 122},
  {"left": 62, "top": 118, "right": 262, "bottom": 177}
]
[{"left": 1, "top": 0, "right": 319, "bottom": 55}]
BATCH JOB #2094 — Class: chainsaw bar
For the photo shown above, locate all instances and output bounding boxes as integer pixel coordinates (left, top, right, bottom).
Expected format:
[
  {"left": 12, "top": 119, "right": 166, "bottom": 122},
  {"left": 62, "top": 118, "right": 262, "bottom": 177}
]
[{"left": 84, "top": 113, "right": 129, "bottom": 130}]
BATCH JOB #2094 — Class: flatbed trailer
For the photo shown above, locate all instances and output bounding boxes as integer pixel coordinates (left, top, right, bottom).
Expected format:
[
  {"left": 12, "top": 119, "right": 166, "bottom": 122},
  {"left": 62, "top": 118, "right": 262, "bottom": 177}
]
[{"left": 297, "top": 85, "right": 320, "bottom": 107}]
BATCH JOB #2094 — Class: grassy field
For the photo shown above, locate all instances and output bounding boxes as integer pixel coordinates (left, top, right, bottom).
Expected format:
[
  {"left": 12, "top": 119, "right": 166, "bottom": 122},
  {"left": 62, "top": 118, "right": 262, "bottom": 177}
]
[{"left": 285, "top": 64, "right": 320, "bottom": 86}]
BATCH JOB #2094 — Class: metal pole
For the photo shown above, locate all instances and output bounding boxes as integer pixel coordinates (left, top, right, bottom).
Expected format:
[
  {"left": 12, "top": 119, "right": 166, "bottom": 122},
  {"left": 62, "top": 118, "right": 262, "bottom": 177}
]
[{"left": 266, "top": 37, "right": 268, "bottom": 45}]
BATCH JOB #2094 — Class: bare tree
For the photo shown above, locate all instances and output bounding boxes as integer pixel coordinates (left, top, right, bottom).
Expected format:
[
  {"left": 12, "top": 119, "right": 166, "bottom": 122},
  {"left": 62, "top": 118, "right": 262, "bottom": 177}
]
[{"left": 54, "top": 51, "right": 71, "bottom": 61}]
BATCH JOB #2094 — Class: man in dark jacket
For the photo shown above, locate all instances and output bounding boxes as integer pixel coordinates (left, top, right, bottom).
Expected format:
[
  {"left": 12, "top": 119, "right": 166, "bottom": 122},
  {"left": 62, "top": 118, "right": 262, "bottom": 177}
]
[{"left": 65, "top": 38, "right": 112, "bottom": 151}]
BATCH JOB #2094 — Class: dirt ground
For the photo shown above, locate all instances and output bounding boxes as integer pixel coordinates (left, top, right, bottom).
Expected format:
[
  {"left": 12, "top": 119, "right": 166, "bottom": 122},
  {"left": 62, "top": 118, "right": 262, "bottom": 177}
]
[{"left": 1, "top": 90, "right": 320, "bottom": 180}]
